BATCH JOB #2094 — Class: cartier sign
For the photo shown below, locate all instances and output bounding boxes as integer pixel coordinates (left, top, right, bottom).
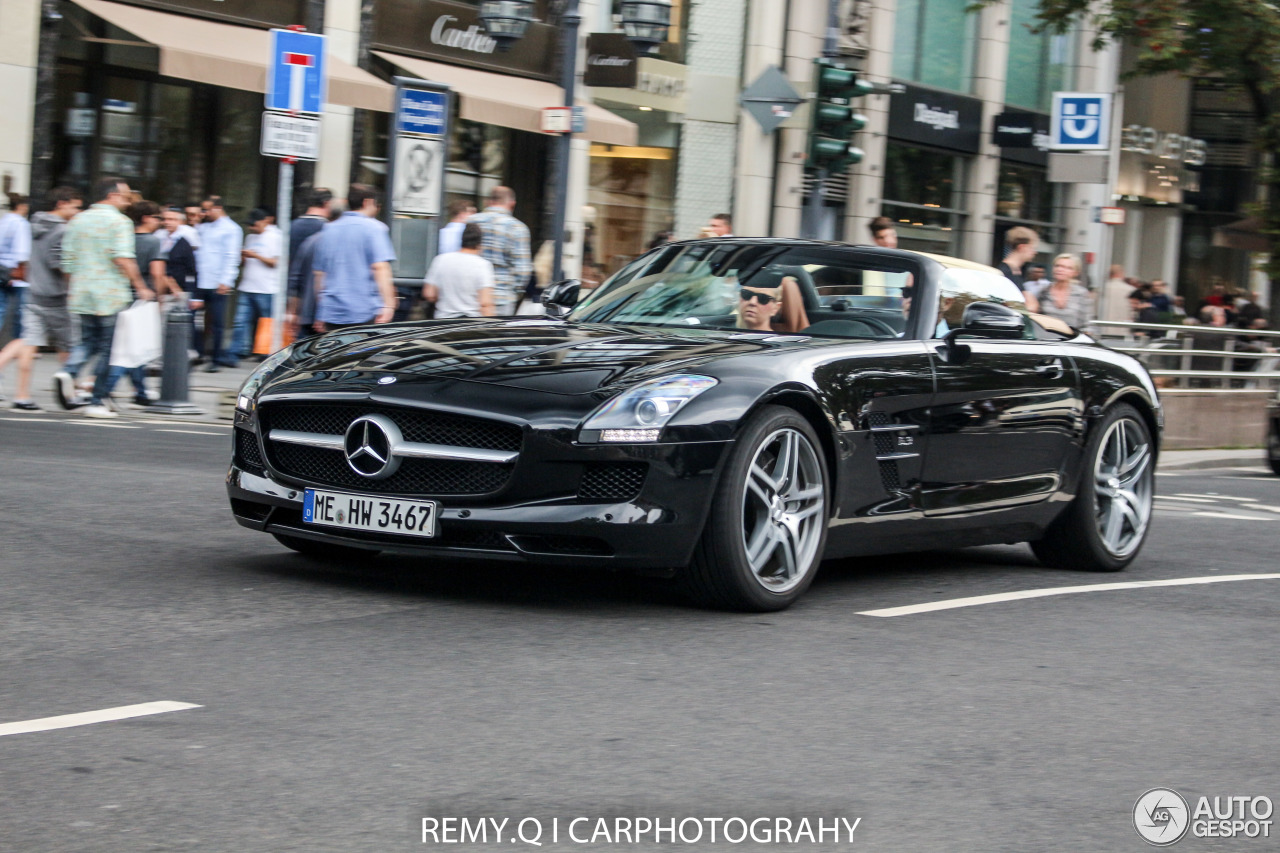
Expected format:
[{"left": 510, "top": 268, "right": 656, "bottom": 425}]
[
  {"left": 374, "top": 0, "right": 556, "bottom": 79},
  {"left": 430, "top": 15, "right": 498, "bottom": 54},
  {"left": 583, "top": 33, "right": 637, "bottom": 88}
]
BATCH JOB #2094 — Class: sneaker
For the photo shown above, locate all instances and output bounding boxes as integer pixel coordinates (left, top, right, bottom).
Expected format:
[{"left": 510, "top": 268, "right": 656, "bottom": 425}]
[
  {"left": 103, "top": 396, "right": 120, "bottom": 413},
  {"left": 204, "top": 363, "right": 221, "bottom": 373},
  {"left": 11, "top": 400, "right": 42, "bottom": 412},
  {"left": 53, "top": 371, "right": 76, "bottom": 410},
  {"left": 84, "top": 404, "right": 118, "bottom": 419},
  {"left": 133, "top": 394, "right": 154, "bottom": 407},
  {"left": 70, "top": 391, "right": 92, "bottom": 408}
]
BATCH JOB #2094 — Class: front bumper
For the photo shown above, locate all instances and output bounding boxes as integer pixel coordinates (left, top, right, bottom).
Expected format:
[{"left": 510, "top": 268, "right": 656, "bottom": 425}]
[{"left": 226, "top": 430, "right": 730, "bottom": 570}]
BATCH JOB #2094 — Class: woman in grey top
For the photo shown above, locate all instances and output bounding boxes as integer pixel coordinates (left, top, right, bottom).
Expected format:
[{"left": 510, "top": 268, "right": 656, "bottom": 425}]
[{"left": 1036, "top": 253, "right": 1093, "bottom": 329}]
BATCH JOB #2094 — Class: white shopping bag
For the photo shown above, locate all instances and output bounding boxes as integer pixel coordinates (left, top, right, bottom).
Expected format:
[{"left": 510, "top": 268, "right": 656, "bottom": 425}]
[{"left": 109, "top": 300, "right": 163, "bottom": 368}]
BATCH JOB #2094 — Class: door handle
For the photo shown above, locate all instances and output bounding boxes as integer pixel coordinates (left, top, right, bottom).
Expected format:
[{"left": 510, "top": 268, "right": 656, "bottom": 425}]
[{"left": 1035, "top": 358, "right": 1064, "bottom": 379}]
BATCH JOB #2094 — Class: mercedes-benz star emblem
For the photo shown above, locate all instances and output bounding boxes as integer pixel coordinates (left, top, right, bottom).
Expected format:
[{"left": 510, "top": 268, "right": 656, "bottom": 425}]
[{"left": 343, "top": 414, "right": 404, "bottom": 479}]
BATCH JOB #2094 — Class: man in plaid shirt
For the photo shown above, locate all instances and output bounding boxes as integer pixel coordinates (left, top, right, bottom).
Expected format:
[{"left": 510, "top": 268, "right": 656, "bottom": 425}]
[{"left": 468, "top": 186, "right": 531, "bottom": 316}]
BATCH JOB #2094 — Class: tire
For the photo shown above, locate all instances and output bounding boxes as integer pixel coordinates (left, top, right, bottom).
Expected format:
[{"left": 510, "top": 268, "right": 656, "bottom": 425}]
[
  {"left": 683, "top": 406, "right": 830, "bottom": 611},
  {"left": 1032, "top": 403, "right": 1154, "bottom": 571},
  {"left": 272, "top": 533, "right": 377, "bottom": 561}
]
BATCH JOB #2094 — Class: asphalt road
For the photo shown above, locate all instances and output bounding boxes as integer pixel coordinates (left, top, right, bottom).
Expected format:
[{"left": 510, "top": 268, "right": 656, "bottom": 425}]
[{"left": 2, "top": 414, "right": 1278, "bottom": 852}]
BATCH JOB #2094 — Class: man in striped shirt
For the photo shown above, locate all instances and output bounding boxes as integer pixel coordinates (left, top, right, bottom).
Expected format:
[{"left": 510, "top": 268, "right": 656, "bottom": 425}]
[{"left": 468, "top": 186, "right": 531, "bottom": 316}]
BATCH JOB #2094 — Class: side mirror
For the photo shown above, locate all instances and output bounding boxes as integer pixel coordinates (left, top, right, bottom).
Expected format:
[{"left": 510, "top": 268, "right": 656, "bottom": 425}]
[
  {"left": 960, "top": 301, "right": 1025, "bottom": 338},
  {"left": 541, "top": 279, "right": 580, "bottom": 319},
  {"left": 942, "top": 302, "right": 1024, "bottom": 362}
]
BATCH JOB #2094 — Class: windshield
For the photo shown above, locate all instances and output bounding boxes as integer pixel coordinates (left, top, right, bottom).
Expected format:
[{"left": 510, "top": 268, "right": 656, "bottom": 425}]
[{"left": 569, "top": 242, "right": 917, "bottom": 340}]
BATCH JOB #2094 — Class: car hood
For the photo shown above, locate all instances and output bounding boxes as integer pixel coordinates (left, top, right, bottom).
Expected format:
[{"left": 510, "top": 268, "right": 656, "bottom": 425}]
[{"left": 284, "top": 319, "right": 793, "bottom": 395}]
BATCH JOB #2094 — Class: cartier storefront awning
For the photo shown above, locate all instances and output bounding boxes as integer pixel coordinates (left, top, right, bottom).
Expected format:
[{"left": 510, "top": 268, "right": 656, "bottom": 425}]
[
  {"left": 71, "top": 0, "right": 393, "bottom": 111},
  {"left": 373, "top": 51, "right": 637, "bottom": 146}
]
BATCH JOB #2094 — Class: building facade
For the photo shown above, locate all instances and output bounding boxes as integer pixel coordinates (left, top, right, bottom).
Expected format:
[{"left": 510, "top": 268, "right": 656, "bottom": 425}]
[{"left": 0, "top": 0, "right": 1266, "bottom": 305}]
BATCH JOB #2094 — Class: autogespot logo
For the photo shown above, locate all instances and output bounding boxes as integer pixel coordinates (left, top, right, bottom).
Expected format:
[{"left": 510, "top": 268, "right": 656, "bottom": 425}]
[{"left": 1134, "top": 788, "right": 1190, "bottom": 846}]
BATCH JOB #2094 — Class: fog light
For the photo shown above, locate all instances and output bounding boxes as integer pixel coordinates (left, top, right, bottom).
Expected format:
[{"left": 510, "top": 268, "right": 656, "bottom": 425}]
[{"left": 601, "top": 428, "right": 661, "bottom": 443}]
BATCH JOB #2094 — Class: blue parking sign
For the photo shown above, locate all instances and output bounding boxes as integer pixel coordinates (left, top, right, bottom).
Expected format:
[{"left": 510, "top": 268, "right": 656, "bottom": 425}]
[
  {"left": 397, "top": 89, "right": 448, "bottom": 136},
  {"left": 1051, "top": 93, "right": 1111, "bottom": 150},
  {"left": 267, "top": 29, "right": 327, "bottom": 114}
]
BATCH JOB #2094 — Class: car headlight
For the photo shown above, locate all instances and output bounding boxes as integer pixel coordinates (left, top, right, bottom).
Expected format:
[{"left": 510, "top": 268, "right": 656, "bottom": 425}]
[
  {"left": 236, "top": 346, "right": 295, "bottom": 412},
  {"left": 582, "top": 374, "right": 718, "bottom": 442}
]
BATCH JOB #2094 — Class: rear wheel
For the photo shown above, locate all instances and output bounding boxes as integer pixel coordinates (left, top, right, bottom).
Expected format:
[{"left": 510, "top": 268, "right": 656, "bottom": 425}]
[
  {"left": 272, "top": 533, "right": 377, "bottom": 561},
  {"left": 1032, "top": 403, "right": 1154, "bottom": 571},
  {"left": 683, "top": 406, "right": 829, "bottom": 611}
]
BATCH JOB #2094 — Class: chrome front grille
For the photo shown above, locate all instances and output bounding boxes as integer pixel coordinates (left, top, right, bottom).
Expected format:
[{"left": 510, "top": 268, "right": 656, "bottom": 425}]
[{"left": 258, "top": 402, "right": 520, "bottom": 496}]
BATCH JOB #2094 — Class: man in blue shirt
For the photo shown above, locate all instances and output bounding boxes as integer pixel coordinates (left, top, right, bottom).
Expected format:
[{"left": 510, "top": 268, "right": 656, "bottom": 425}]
[
  {"left": 195, "top": 195, "right": 242, "bottom": 371},
  {"left": 312, "top": 184, "right": 397, "bottom": 332}
]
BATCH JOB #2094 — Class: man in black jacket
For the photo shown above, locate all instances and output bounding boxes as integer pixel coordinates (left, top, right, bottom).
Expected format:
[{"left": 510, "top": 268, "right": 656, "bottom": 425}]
[{"left": 160, "top": 205, "right": 199, "bottom": 359}]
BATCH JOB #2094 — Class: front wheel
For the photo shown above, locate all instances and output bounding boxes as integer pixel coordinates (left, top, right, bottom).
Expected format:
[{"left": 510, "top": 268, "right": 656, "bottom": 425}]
[
  {"left": 1032, "top": 403, "right": 1154, "bottom": 571},
  {"left": 683, "top": 406, "right": 830, "bottom": 611}
]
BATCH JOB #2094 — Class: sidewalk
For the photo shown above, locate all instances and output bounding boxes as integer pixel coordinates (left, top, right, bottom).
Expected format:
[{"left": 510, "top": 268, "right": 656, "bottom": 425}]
[{"left": 12, "top": 347, "right": 255, "bottom": 423}]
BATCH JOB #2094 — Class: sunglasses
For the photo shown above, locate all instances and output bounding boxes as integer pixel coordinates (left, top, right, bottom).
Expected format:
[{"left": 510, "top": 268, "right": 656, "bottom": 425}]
[{"left": 739, "top": 288, "right": 778, "bottom": 305}]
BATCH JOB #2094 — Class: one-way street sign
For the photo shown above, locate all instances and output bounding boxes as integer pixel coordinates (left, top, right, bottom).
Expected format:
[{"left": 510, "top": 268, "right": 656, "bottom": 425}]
[{"left": 267, "top": 29, "right": 327, "bottom": 114}]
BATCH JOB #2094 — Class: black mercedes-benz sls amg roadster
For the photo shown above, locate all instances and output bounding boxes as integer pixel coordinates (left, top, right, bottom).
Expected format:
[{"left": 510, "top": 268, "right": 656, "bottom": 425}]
[{"left": 228, "top": 239, "right": 1160, "bottom": 611}]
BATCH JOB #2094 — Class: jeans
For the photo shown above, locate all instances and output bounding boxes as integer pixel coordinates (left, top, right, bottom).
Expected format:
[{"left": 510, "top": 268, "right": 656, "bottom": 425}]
[
  {"left": 0, "top": 284, "right": 25, "bottom": 340},
  {"left": 77, "top": 313, "right": 126, "bottom": 406},
  {"left": 199, "top": 290, "right": 233, "bottom": 365},
  {"left": 229, "top": 291, "right": 273, "bottom": 358}
]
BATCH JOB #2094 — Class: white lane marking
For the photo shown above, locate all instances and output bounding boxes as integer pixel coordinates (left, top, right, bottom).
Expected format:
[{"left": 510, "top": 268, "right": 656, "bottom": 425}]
[
  {"left": 1158, "top": 495, "right": 1218, "bottom": 503},
  {"left": 1192, "top": 511, "right": 1271, "bottom": 521},
  {"left": 858, "top": 574, "right": 1280, "bottom": 618},
  {"left": 0, "top": 416, "right": 67, "bottom": 423},
  {"left": 61, "top": 421, "right": 138, "bottom": 429},
  {"left": 155, "top": 429, "right": 225, "bottom": 436},
  {"left": 135, "top": 419, "right": 228, "bottom": 428},
  {"left": 1175, "top": 493, "right": 1257, "bottom": 502},
  {"left": 0, "top": 701, "right": 202, "bottom": 737}
]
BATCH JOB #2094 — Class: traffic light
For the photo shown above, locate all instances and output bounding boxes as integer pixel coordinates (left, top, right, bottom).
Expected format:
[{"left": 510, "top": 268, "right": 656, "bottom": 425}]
[{"left": 808, "top": 58, "right": 871, "bottom": 173}]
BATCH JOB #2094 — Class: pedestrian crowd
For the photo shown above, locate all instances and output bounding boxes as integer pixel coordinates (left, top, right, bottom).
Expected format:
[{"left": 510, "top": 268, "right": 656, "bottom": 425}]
[
  {"left": 0, "top": 179, "right": 299, "bottom": 415},
  {"left": 3, "top": 175, "right": 1270, "bottom": 414}
]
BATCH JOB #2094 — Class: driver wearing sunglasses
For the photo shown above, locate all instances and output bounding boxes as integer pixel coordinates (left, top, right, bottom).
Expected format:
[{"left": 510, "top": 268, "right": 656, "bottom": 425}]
[
  {"left": 736, "top": 285, "right": 782, "bottom": 331},
  {"left": 735, "top": 276, "right": 810, "bottom": 333}
]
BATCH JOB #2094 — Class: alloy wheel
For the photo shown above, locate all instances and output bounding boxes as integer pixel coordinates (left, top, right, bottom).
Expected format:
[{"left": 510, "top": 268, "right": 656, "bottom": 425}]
[
  {"left": 740, "top": 427, "right": 826, "bottom": 593},
  {"left": 1093, "top": 417, "right": 1153, "bottom": 558}
]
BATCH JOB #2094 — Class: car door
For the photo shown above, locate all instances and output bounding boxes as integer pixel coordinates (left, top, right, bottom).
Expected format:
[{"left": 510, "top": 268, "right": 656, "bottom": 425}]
[
  {"left": 920, "top": 269, "right": 1085, "bottom": 515},
  {"left": 792, "top": 253, "right": 936, "bottom": 558}
]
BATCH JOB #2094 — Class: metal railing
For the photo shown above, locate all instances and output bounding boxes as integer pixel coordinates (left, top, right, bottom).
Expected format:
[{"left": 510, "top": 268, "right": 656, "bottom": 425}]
[{"left": 1091, "top": 320, "right": 1280, "bottom": 391}]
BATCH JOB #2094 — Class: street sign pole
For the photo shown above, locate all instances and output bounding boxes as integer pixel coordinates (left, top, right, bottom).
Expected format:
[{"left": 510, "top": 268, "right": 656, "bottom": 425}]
[
  {"left": 263, "top": 26, "right": 325, "bottom": 354},
  {"left": 272, "top": 157, "right": 294, "bottom": 353}
]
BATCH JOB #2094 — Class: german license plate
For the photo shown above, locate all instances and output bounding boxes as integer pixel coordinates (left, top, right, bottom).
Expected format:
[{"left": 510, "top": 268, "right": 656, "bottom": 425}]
[{"left": 303, "top": 489, "right": 438, "bottom": 538}]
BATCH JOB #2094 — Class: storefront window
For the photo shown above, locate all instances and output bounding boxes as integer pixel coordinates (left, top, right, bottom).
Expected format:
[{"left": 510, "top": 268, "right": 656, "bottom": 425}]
[
  {"left": 993, "top": 162, "right": 1062, "bottom": 266},
  {"left": 997, "top": 162, "right": 1055, "bottom": 223},
  {"left": 587, "top": 144, "right": 676, "bottom": 273},
  {"left": 892, "top": 0, "right": 976, "bottom": 94},
  {"left": 53, "top": 4, "right": 267, "bottom": 213},
  {"left": 882, "top": 144, "right": 966, "bottom": 254},
  {"left": 1004, "top": 0, "right": 1074, "bottom": 111},
  {"left": 444, "top": 119, "right": 508, "bottom": 208}
]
